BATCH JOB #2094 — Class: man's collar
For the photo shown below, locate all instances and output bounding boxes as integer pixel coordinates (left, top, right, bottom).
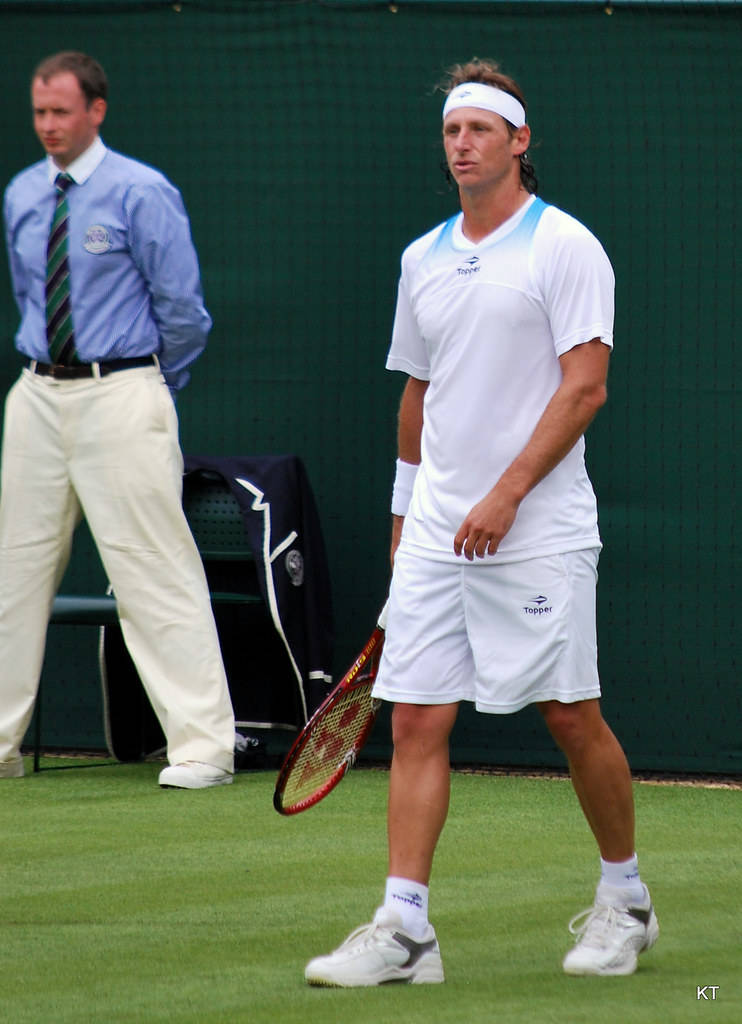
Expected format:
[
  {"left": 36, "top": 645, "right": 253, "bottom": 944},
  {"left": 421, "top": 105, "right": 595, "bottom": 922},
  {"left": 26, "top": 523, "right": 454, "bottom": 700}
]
[{"left": 46, "top": 136, "right": 107, "bottom": 186}]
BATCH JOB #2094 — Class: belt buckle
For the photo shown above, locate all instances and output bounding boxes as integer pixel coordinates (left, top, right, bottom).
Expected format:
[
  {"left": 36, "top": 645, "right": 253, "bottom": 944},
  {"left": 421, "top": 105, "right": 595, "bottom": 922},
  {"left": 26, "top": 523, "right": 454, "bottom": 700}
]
[{"left": 49, "top": 364, "right": 65, "bottom": 379}]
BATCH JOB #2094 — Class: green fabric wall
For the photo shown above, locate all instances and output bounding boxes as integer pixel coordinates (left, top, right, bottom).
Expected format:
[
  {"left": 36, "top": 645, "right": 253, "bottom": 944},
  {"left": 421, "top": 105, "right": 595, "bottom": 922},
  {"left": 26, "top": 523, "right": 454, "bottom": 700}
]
[{"left": 0, "top": 1, "right": 739, "bottom": 771}]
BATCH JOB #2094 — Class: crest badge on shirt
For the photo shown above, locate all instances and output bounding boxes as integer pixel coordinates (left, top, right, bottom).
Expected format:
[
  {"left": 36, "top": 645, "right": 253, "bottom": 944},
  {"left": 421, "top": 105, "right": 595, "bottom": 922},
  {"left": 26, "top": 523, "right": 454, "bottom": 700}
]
[{"left": 83, "top": 225, "right": 113, "bottom": 254}]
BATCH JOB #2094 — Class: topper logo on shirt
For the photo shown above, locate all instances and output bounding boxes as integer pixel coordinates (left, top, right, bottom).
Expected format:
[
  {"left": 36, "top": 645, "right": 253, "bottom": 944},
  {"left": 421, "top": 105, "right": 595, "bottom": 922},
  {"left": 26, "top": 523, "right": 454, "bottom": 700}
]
[
  {"left": 456, "top": 256, "right": 481, "bottom": 277},
  {"left": 452, "top": 260, "right": 481, "bottom": 280},
  {"left": 523, "top": 595, "right": 552, "bottom": 615},
  {"left": 83, "top": 225, "right": 112, "bottom": 254}
]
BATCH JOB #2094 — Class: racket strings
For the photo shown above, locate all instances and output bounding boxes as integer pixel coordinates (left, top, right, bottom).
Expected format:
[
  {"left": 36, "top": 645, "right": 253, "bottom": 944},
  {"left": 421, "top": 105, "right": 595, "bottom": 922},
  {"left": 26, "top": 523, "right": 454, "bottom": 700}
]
[{"left": 281, "top": 684, "right": 376, "bottom": 807}]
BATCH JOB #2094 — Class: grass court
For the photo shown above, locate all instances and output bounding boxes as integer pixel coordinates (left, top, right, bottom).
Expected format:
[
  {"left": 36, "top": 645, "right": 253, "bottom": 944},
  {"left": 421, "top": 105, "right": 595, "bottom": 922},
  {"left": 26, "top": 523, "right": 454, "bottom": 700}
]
[{"left": 2, "top": 758, "right": 739, "bottom": 1023}]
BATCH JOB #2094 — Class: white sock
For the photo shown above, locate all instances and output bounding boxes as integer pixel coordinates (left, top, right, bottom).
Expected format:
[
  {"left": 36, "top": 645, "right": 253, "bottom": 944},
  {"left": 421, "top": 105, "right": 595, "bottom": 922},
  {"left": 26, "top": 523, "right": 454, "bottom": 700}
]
[
  {"left": 384, "top": 876, "right": 429, "bottom": 938},
  {"left": 597, "top": 854, "right": 647, "bottom": 907}
]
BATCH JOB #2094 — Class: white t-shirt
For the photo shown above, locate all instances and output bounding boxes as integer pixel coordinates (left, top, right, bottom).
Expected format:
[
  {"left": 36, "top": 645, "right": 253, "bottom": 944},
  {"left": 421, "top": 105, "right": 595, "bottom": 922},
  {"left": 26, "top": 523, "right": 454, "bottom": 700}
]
[{"left": 386, "top": 196, "right": 614, "bottom": 564}]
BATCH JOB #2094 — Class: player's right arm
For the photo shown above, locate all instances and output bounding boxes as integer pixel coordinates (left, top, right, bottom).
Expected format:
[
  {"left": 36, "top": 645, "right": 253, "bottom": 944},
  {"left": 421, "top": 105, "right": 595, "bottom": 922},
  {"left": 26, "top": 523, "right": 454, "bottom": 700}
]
[{"left": 391, "top": 375, "right": 428, "bottom": 566}]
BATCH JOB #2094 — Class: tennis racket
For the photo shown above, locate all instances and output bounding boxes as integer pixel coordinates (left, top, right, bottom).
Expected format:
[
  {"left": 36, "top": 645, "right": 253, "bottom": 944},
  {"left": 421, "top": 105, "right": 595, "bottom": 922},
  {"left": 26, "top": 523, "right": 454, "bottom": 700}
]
[{"left": 273, "top": 602, "right": 388, "bottom": 815}]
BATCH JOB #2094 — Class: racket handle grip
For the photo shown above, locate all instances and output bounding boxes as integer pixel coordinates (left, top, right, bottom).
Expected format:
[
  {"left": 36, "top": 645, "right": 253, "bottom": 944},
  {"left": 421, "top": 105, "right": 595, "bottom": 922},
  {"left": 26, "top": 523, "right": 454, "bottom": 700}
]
[{"left": 377, "top": 599, "right": 389, "bottom": 631}]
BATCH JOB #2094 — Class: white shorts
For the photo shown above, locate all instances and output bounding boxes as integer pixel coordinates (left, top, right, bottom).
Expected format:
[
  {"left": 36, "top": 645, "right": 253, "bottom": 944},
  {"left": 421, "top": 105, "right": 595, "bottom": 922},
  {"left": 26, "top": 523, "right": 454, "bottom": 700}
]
[{"left": 373, "top": 547, "right": 602, "bottom": 714}]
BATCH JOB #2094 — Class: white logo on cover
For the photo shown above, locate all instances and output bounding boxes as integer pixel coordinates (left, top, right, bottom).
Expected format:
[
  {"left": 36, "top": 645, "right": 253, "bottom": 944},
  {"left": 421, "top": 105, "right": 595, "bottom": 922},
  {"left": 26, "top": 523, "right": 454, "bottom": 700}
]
[
  {"left": 285, "top": 549, "right": 304, "bottom": 587},
  {"left": 83, "top": 225, "right": 112, "bottom": 254}
]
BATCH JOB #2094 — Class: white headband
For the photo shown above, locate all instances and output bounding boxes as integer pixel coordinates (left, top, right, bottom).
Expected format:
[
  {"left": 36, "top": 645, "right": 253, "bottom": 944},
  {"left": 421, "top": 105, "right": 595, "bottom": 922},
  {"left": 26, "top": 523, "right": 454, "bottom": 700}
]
[{"left": 442, "top": 82, "right": 526, "bottom": 128}]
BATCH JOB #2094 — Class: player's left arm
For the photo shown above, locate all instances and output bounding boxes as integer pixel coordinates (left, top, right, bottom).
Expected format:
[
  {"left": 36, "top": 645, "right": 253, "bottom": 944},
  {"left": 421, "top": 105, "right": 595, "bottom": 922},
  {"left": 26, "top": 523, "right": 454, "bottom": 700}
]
[{"left": 453, "top": 337, "right": 610, "bottom": 560}]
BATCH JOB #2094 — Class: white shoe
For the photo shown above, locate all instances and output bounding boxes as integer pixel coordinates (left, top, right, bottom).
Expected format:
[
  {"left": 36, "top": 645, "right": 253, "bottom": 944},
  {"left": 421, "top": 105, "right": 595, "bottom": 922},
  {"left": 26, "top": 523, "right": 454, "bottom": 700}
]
[
  {"left": 305, "top": 907, "right": 444, "bottom": 987},
  {"left": 158, "top": 762, "right": 233, "bottom": 789},
  {"left": 0, "top": 757, "right": 24, "bottom": 779},
  {"left": 563, "top": 887, "right": 659, "bottom": 976}
]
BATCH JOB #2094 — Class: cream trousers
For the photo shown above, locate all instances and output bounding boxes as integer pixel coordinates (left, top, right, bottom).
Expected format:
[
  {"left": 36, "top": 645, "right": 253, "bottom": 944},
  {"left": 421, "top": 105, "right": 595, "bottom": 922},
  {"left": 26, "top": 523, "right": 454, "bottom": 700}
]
[{"left": 0, "top": 366, "right": 235, "bottom": 772}]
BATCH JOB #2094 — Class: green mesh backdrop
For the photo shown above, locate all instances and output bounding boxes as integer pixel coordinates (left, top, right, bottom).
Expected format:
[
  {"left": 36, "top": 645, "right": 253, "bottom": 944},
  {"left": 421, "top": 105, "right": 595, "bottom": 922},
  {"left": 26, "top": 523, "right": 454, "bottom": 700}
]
[{"left": 0, "top": 1, "right": 739, "bottom": 772}]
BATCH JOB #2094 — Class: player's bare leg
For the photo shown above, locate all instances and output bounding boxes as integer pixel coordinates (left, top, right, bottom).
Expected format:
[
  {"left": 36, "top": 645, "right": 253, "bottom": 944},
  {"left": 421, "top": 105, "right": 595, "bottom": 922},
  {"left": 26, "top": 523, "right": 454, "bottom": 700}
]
[
  {"left": 387, "top": 702, "right": 459, "bottom": 883},
  {"left": 537, "top": 698, "right": 634, "bottom": 860}
]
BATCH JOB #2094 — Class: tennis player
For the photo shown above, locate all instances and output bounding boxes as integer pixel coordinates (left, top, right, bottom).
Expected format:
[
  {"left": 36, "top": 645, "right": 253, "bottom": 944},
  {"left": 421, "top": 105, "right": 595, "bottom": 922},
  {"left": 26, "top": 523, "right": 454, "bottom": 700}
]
[{"left": 305, "top": 58, "right": 658, "bottom": 985}]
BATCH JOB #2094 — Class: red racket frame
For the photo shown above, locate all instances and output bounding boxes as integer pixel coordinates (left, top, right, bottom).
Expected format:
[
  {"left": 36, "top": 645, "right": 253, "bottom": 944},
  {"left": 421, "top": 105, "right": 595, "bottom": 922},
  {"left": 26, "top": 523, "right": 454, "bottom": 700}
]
[{"left": 273, "top": 625, "right": 384, "bottom": 815}]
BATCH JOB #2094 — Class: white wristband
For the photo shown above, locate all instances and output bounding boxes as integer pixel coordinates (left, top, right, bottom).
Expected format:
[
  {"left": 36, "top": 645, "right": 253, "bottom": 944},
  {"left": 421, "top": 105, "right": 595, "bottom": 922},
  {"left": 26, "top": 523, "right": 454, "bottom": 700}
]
[{"left": 391, "top": 458, "right": 419, "bottom": 516}]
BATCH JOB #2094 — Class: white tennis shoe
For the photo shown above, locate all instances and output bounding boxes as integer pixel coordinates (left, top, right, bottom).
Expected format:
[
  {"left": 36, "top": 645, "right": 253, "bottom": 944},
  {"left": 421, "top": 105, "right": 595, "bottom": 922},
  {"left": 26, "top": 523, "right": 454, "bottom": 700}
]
[
  {"left": 304, "top": 907, "right": 445, "bottom": 987},
  {"left": 158, "top": 761, "right": 233, "bottom": 789},
  {"left": 562, "top": 886, "right": 659, "bottom": 976}
]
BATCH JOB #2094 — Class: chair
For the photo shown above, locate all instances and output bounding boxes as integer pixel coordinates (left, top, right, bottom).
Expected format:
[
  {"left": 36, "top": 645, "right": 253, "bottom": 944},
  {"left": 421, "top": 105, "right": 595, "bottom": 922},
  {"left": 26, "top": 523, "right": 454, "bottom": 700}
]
[
  {"left": 32, "top": 595, "right": 120, "bottom": 771},
  {"left": 32, "top": 459, "right": 333, "bottom": 767},
  {"left": 101, "top": 467, "right": 315, "bottom": 762}
]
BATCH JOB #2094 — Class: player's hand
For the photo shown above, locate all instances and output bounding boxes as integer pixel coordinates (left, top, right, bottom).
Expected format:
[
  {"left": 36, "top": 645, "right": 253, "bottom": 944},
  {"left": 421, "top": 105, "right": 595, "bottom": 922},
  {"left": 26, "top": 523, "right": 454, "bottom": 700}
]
[{"left": 453, "top": 490, "right": 519, "bottom": 561}]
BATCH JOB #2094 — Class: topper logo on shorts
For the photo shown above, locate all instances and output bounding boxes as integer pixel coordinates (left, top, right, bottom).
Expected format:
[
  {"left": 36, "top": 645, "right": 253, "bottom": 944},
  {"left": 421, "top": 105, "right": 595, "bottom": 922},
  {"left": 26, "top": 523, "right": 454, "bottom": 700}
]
[{"left": 523, "top": 595, "right": 552, "bottom": 615}]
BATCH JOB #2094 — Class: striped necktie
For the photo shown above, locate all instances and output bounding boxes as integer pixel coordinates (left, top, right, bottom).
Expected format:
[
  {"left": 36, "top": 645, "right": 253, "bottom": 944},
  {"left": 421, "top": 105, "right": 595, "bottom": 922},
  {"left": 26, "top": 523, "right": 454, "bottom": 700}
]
[{"left": 46, "top": 172, "right": 77, "bottom": 365}]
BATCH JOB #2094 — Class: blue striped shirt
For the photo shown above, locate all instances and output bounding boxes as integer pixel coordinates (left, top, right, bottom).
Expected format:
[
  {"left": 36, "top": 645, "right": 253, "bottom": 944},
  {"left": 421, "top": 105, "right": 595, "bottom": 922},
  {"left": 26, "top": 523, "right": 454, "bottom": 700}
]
[{"left": 3, "top": 137, "right": 211, "bottom": 392}]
